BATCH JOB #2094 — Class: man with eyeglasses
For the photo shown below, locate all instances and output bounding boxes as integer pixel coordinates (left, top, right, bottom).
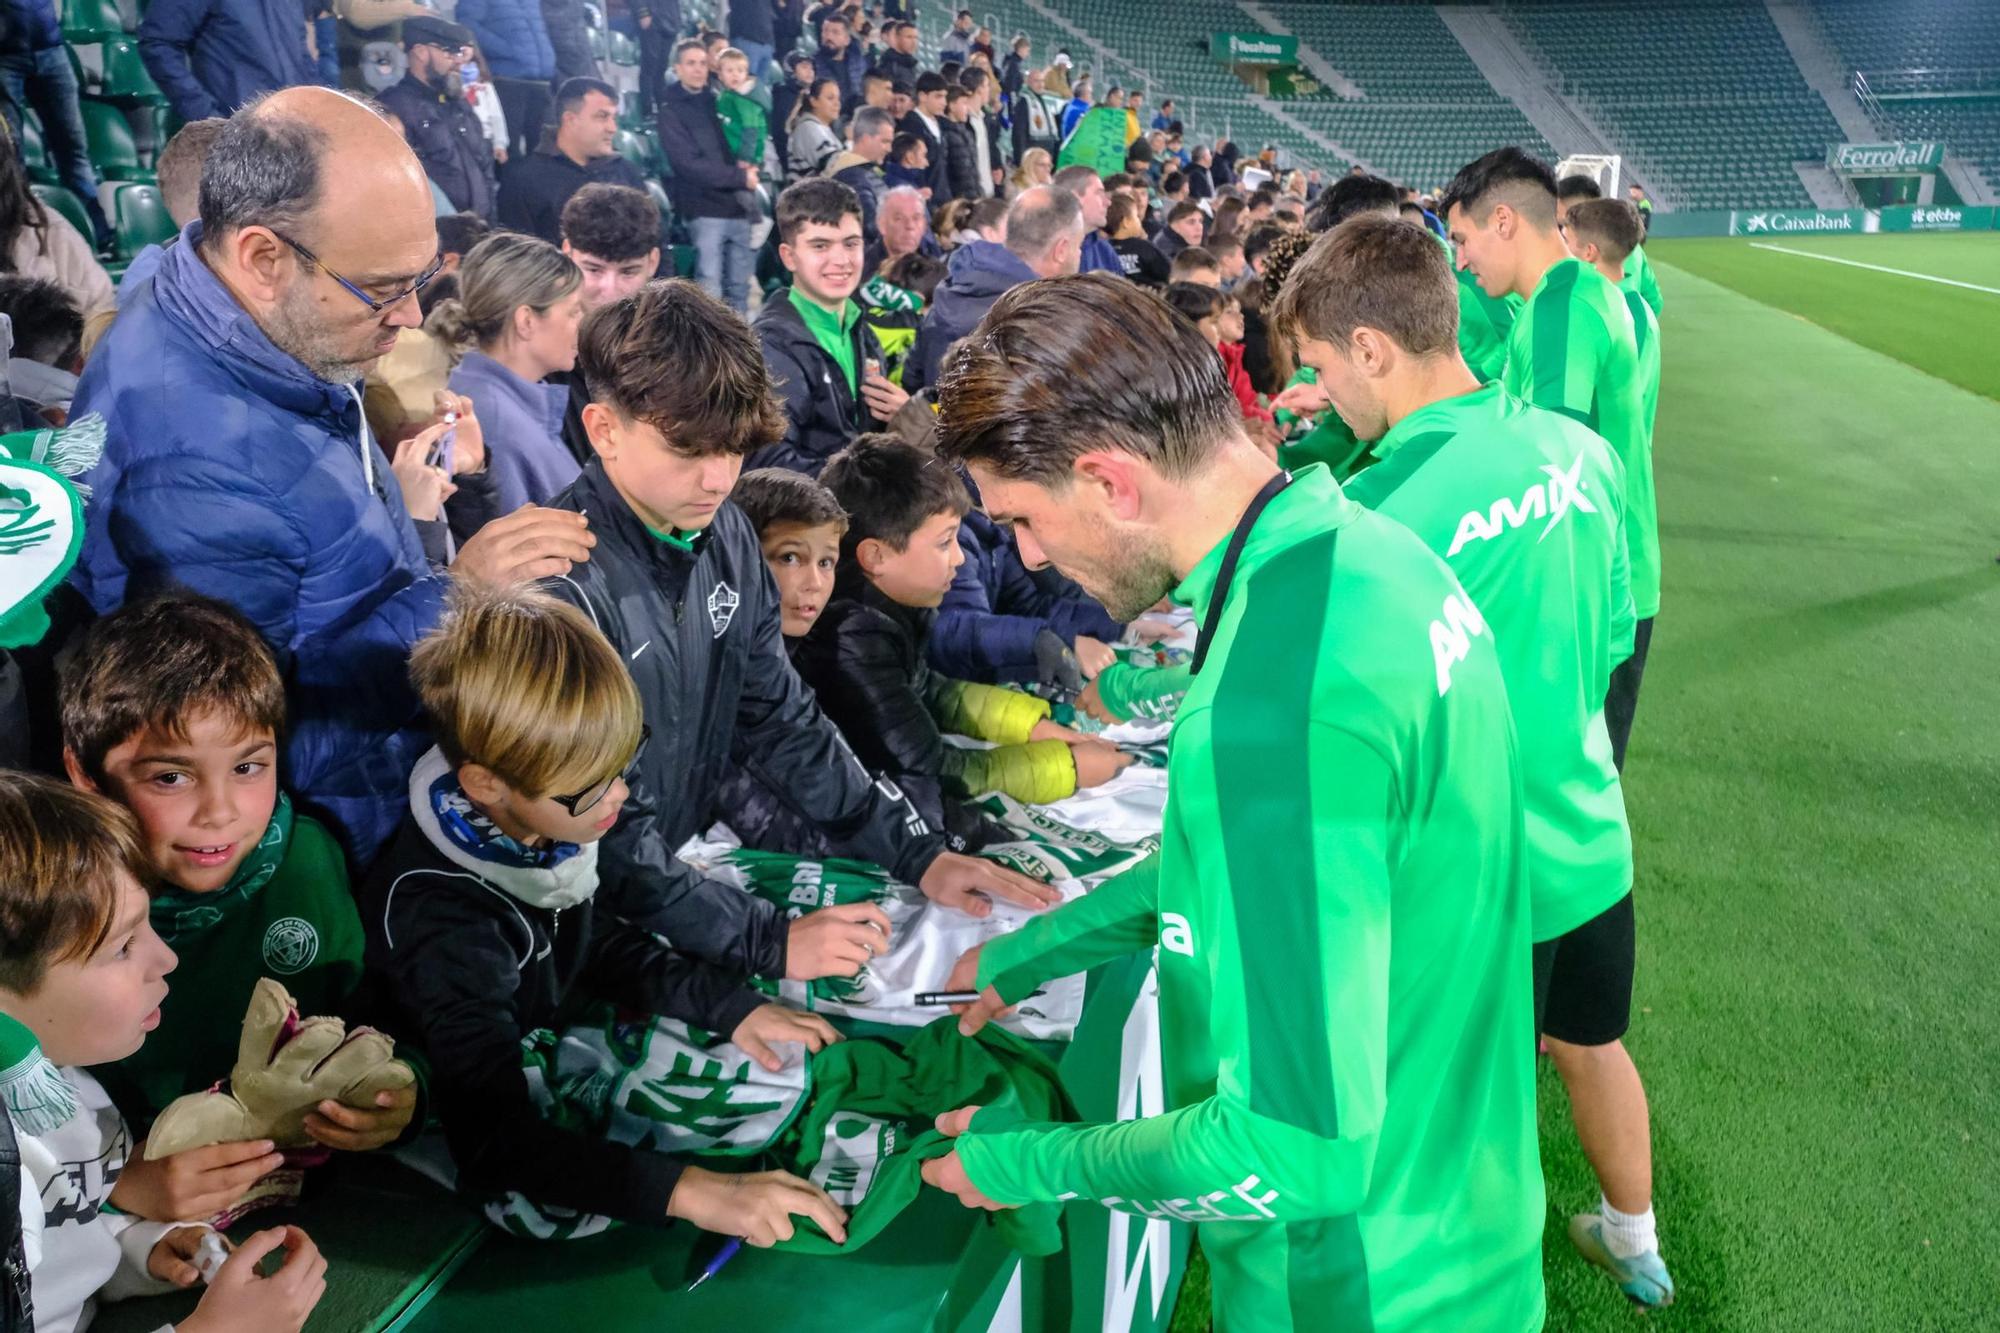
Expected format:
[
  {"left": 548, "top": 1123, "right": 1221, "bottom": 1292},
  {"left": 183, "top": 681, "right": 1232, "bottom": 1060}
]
[
  {"left": 71, "top": 87, "right": 595, "bottom": 866},
  {"left": 378, "top": 16, "right": 500, "bottom": 223}
]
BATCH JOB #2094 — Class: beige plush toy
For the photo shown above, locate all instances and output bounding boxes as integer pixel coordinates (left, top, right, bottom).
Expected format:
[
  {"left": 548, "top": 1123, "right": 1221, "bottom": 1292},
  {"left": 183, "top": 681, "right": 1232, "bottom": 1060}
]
[{"left": 146, "top": 977, "right": 414, "bottom": 1158}]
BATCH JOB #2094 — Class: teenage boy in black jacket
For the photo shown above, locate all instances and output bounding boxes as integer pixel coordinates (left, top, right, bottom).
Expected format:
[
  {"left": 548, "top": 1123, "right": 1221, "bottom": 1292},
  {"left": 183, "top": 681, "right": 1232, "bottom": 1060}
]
[
  {"left": 750, "top": 180, "right": 911, "bottom": 476},
  {"left": 364, "top": 582, "right": 850, "bottom": 1245},
  {"left": 544, "top": 280, "right": 1059, "bottom": 981}
]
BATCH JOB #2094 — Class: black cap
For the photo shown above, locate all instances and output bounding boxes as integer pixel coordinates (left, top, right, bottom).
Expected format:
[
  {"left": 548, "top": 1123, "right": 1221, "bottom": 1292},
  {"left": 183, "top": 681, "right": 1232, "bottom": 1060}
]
[{"left": 403, "top": 16, "right": 474, "bottom": 51}]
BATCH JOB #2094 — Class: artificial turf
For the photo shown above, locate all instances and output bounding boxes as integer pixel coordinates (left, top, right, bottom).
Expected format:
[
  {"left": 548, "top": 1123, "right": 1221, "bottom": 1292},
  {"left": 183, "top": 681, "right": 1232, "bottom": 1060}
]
[{"left": 1175, "top": 242, "right": 2000, "bottom": 1331}]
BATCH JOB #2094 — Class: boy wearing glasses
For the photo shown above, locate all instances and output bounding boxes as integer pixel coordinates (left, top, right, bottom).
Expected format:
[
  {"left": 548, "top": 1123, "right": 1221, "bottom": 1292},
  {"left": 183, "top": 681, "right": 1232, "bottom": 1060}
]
[{"left": 362, "top": 582, "right": 851, "bottom": 1246}]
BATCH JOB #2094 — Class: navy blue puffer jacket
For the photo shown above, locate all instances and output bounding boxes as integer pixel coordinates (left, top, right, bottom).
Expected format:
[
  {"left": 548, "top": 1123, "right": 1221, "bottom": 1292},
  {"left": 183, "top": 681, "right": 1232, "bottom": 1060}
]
[
  {"left": 71, "top": 224, "right": 446, "bottom": 866},
  {"left": 454, "top": 0, "right": 555, "bottom": 81}
]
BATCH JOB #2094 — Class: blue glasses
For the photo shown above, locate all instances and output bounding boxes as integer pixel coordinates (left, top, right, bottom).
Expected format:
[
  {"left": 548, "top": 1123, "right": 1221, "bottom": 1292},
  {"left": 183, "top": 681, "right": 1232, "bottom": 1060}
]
[{"left": 271, "top": 228, "right": 445, "bottom": 315}]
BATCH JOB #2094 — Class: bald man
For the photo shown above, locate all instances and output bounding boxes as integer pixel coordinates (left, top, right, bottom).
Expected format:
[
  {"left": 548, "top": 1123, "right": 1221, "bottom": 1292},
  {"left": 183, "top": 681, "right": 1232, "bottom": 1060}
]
[{"left": 73, "top": 87, "right": 593, "bottom": 863}]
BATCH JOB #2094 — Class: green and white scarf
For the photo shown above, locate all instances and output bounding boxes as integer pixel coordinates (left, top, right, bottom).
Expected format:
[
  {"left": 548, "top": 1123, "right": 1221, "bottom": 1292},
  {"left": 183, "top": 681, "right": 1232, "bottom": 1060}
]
[
  {"left": 149, "top": 793, "right": 293, "bottom": 944},
  {"left": 0, "top": 1011, "right": 76, "bottom": 1137}
]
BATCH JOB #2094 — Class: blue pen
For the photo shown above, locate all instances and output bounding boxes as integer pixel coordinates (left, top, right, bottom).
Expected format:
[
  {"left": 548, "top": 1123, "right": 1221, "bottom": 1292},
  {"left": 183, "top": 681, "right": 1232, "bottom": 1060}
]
[{"left": 685, "top": 1237, "right": 743, "bottom": 1293}]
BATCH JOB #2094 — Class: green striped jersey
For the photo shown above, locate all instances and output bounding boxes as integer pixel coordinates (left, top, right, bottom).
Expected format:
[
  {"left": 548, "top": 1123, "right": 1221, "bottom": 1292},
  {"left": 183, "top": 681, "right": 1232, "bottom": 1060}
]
[
  {"left": 1344, "top": 383, "right": 1634, "bottom": 941},
  {"left": 966, "top": 467, "right": 1545, "bottom": 1333},
  {"left": 1502, "top": 256, "right": 1661, "bottom": 618}
]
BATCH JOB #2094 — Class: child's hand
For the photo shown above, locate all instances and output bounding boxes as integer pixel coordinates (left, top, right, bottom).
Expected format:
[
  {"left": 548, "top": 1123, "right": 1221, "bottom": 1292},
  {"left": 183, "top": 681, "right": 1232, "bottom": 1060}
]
[
  {"left": 1270, "top": 380, "right": 1330, "bottom": 415},
  {"left": 918, "top": 852, "right": 1062, "bottom": 916},
  {"left": 148, "top": 1225, "right": 217, "bottom": 1288},
  {"left": 784, "top": 901, "right": 894, "bottom": 980},
  {"left": 858, "top": 367, "right": 911, "bottom": 422},
  {"left": 1074, "top": 679, "right": 1119, "bottom": 726},
  {"left": 1028, "top": 717, "right": 1087, "bottom": 743},
  {"left": 666, "top": 1165, "right": 850, "bottom": 1247},
  {"left": 303, "top": 1085, "right": 417, "bottom": 1152},
  {"left": 731, "top": 1003, "right": 840, "bottom": 1073},
  {"left": 1070, "top": 740, "right": 1134, "bottom": 789},
  {"left": 1072, "top": 635, "right": 1117, "bottom": 679},
  {"left": 112, "top": 1139, "right": 283, "bottom": 1223},
  {"left": 177, "top": 1226, "right": 326, "bottom": 1333},
  {"left": 1126, "top": 616, "right": 1177, "bottom": 645}
]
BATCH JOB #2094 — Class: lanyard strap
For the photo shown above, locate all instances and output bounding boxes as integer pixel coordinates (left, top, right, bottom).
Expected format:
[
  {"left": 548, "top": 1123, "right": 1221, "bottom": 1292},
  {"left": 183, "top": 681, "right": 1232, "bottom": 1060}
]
[{"left": 1190, "top": 470, "right": 1292, "bottom": 675}]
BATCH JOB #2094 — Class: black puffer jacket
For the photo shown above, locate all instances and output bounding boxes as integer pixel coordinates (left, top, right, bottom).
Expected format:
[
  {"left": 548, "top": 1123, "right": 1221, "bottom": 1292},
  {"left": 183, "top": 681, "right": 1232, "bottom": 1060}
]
[
  {"left": 790, "top": 568, "right": 1013, "bottom": 848},
  {"left": 358, "top": 767, "right": 763, "bottom": 1225},
  {"left": 748, "top": 288, "right": 887, "bottom": 476},
  {"left": 939, "top": 115, "right": 982, "bottom": 201},
  {"left": 542, "top": 463, "right": 946, "bottom": 977}
]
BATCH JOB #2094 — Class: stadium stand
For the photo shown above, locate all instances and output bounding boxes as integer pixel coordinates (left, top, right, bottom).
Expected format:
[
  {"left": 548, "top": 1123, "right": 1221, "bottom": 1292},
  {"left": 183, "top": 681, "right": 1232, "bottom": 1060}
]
[
  {"left": 1815, "top": 0, "right": 2000, "bottom": 188},
  {"left": 1501, "top": 0, "right": 1843, "bottom": 208}
]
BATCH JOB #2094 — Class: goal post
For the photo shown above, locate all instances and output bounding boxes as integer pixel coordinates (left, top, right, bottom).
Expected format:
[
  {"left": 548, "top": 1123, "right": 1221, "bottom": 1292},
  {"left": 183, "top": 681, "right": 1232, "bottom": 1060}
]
[{"left": 1558, "top": 154, "right": 1623, "bottom": 197}]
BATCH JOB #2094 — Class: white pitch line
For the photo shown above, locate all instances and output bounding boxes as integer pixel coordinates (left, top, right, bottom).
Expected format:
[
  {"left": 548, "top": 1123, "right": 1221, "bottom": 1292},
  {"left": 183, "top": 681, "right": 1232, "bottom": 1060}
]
[{"left": 1747, "top": 241, "right": 2000, "bottom": 295}]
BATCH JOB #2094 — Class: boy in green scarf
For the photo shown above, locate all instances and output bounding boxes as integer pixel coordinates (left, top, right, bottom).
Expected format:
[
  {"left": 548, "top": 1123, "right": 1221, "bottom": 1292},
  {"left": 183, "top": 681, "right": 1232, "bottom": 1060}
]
[{"left": 60, "top": 593, "right": 413, "bottom": 1226}]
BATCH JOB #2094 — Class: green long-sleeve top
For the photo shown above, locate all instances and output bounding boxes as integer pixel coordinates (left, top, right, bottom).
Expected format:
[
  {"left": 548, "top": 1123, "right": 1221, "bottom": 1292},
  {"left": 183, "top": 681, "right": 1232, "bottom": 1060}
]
[
  {"left": 1501, "top": 255, "right": 1659, "bottom": 619},
  {"left": 1343, "top": 382, "right": 1634, "bottom": 942},
  {"left": 962, "top": 466, "right": 1545, "bottom": 1333}
]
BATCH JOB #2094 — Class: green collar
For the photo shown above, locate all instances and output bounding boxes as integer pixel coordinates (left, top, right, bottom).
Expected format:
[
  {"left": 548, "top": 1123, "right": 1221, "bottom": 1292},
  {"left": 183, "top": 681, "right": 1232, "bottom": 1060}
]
[
  {"left": 645, "top": 523, "right": 700, "bottom": 551},
  {"left": 790, "top": 289, "right": 861, "bottom": 339},
  {"left": 150, "top": 793, "right": 294, "bottom": 943},
  {"left": 1373, "top": 381, "right": 1503, "bottom": 464},
  {"left": 1171, "top": 465, "right": 1359, "bottom": 620}
]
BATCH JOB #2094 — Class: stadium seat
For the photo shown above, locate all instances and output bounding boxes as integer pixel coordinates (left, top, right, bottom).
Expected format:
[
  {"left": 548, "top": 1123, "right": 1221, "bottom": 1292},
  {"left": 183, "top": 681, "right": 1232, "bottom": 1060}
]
[
  {"left": 108, "top": 180, "right": 173, "bottom": 261},
  {"left": 61, "top": 0, "right": 128, "bottom": 42},
  {"left": 607, "top": 30, "right": 639, "bottom": 68},
  {"left": 31, "top": 182, "right": 93, "bottom": 242},
  {"left": 589, "top": 26, "right": 609, "bottom": 61},
  {"left": 18, "top": 113, "right": 58, "bottom": 186},
  {"left": 80, "top": 99, "right": 153, "bottom": 181},
  {"left": 95, "top": 36, "right": 165, "bottom": 104},
  {"left": 644, "top": 176, "right": 672, "bottom": 225},
  {"left": 613, "top": 127, "right": 653, "bottom": 174}
]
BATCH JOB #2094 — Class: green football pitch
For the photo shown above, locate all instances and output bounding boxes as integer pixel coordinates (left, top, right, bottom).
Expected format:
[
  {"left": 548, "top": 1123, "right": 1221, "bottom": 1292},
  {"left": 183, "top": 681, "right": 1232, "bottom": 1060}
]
[{"left": 1176, "top": 234, "right": 2000, "bottom": 1331}]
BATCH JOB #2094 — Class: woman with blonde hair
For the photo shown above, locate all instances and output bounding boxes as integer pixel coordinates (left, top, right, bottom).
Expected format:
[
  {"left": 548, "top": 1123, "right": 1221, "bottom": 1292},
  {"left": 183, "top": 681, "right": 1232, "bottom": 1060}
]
[
  {"left": 431, "top": 232, "right": 584, "bottom": 519},
  {"left": 1009, "top": 146, "right": 1052, "bottom": 194}
]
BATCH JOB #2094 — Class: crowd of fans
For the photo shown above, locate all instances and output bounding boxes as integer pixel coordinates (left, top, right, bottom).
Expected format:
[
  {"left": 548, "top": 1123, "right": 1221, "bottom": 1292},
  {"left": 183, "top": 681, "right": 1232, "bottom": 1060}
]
[{"left": 0, "top": 0, "right": 1676, "bottom": 1327}]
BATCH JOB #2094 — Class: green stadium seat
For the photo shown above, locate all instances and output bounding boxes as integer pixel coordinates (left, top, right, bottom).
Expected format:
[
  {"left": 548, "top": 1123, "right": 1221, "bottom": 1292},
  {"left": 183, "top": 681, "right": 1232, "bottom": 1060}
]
[
  {"left": 31, "top": 183, "right": 93, "bottom": 243},
  {"left": 61, "top": 0, "right": 128, "bottom": 42},
  {"left": 96, "top": 36, "right": 164, "bottom": 104},
  {"left": 613, "top": 127, "right": 652, "bottom": 174},
  {"left": 80, "top": 99, "right": 152, "bottom": 181},
  {"left": 607, "top": 30, "right": 639, "bottom": 67},
  {"left": 18, "top": 113, "right": 58, "bottom": 186},
  {"left": 588, "top": 26, "right": 609, "bottom": 61},
  {"left": 644, "top": 176, "right": 671, "bottom": 224},
  {"left": 108, "top": 180, "right": 173, "bottom": 261}
]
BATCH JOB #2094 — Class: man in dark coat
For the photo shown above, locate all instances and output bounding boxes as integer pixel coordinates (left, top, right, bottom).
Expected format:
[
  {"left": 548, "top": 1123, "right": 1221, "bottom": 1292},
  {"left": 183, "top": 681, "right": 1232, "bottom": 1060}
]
[{"left": 377, "top": 17, "right": 499, "bottom": 222}]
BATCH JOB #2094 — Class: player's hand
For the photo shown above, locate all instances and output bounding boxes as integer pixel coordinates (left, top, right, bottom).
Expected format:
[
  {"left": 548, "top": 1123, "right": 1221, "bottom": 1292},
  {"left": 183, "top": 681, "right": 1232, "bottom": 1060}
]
[
  {"left": 667, "top": 1165, "right": 849, "bottom": 1247},
  {"left": 942, "top": 944, "right": 1014, "bottom": 1037},
  {"left": 1070, "top": 739, "right": 1133, "bottom": 789},
  {"left": 919, "top": 1108, "right": 1013, "bottom": 1211},
  {"left": 1126, "top": 616, "right": 1176, "bottom": 645},
  {"left": 147, "top": 1225, "right": 216, "bottom": 1288},
  {"left": 1270, "top": 380, "right": 1330, "bottom": 415},
  {"left": 177, "top": 1226, "right": 326, "bottom": 1333},
  {"left": 111, "top": 1139, "right": 283, "bottom": 1223},
  {"left": 1028, "top": 717, "right": 1087, "bottom": 743},
  {"left": 919, "top": 851, "right": 1061, "bottom": 917},
  {"left": 859, "top": 367, "right": 911, "bottom": 421},
  {"left": 731, "top": 1003, "right": 840, "bottom": 1073},
  {"left": 453, "top": 505, "right": 594, "bottom": 585},
  {"left": 302, "top": 1085, "right": 416, "bottom": 1152},
  {"left": 784, "top": 901, "right": 894, "bottom": 980}
]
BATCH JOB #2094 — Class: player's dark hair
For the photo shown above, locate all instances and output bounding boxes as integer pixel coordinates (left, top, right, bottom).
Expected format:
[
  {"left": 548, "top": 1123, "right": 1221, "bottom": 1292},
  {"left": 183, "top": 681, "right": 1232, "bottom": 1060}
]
[
  {"left": 1439, "top": 146, "right": 1558, "bottom": 228},
  {"left": 1564, "top": 198, "right": 1644, "bottom": 265},
  {"left": 1556, "top": 174, "right": 1604, "bottom": 202},
  {"left": 1305, "top": 171, "right": 1399, "bottom": 233}
]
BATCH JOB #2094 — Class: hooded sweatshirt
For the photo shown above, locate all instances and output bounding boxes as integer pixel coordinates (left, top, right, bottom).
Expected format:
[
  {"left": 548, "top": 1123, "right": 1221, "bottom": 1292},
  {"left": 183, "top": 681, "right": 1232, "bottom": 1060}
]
[{"left": 906, "top": 240, "right": 1037, "bottom": 391}]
